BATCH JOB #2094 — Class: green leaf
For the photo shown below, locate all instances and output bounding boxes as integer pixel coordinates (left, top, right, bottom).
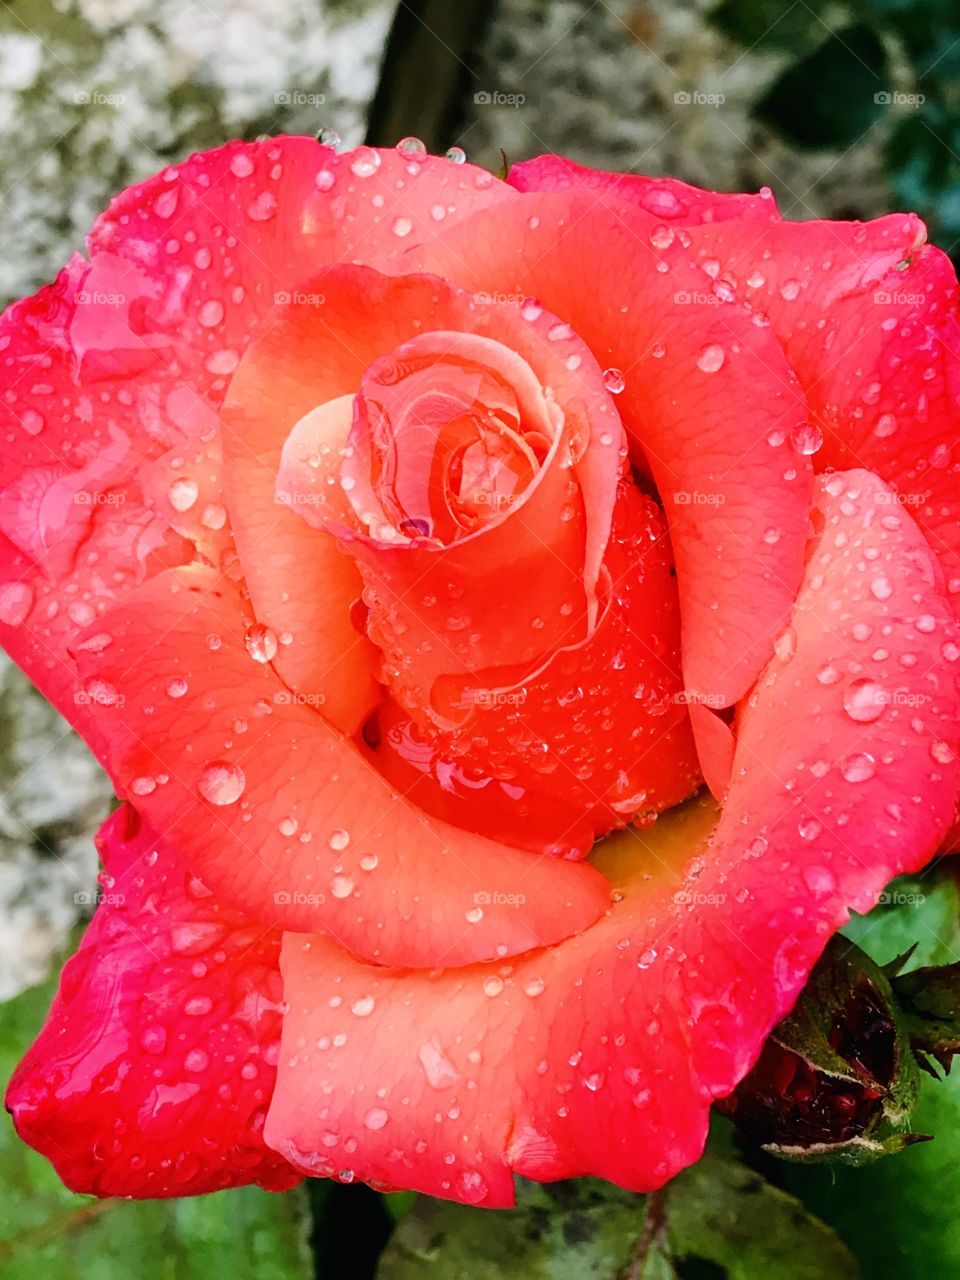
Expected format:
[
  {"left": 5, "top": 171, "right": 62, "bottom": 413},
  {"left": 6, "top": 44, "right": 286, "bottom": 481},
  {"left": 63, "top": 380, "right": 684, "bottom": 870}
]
[
  {"left": 376, "top": 1134, "right": 858, "bottom": 1279},
  {"left": 754, "top": 24, "right": 889, "bottom": 147},
  {"left": 0, "top": 964, "right": 312, "bottom": 1280},
  {"left": 709, "top": 0, "right": 854, "bottom": 56}
]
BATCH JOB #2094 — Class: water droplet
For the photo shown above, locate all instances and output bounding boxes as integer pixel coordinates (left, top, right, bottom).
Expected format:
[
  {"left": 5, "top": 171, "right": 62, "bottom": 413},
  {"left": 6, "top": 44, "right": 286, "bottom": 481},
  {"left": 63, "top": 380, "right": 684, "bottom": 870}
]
[
  {"left": 318, "top": 128, "right": 342, "bottom": 151},
  {"left": 169, "top": 478, "right": 199, "bottom": 512},
  {"left": 456, "top": 1170, "right": 489, "bottom": 1204},
  {"left": 350, "top": 147, "right": 381, "bottom": 178},
  {"left": 602, "top": 367, "right": 625, "bottom": 394},
  {"left": 0, "top": 582, "right": 33, "bottom": 627},
  {"left": 789, "top": 422, "right": 823, "bottom": 456},
  {"left": 328, "top": 828, "right": 350, "bottom": 851},
  {"left": 245, "top": 623, "right": 278, "bottom": 663},
  {"left": 482, "top": 976, "right": 504, "bottom": 997},
  {"left": 874, "top": 413, "right": 897, "bottom": 438},
  {"left": 352, "top": 995, "right": 376, "bottom": 1017},
  {"left": 843, "top": 678, "right": 888, "bottom": 723},
  {"left": 198, "top": 760, "right": 246, "bottom": 805},
  {"left": 130, "top": 775, "right": 157, "bottom": 796},
  {"left": 230, "top": 152, "right": 255, "bottom": 177},
  {"left": 797, "top": 816, "right": 822, "bottom": 840},
  {"left": 247, "top": 191, "right": 278, "bottom": 221},
  {"left": 330, "top": 875, "right": 354, "bottom": 899},
  {"left": 396, "top": 136, "right": 427, "bottom": 156},
  {"left": 696, "top": 343, "right": 725, "bottom": 373},
  {"left": 364, "top": 1107, "right": 389, "bottom": 1130},
  {"left": 444, "top": 146, "right": 467, "bottom": 164},
  {"left": 524, "top": 977, "right": 545, "bottom": 997},
  {"left": 392, "top": 216, "right": 413, "bottom": 237},
  {"left": 841, "top": 752, "right": 876, "bottom": 783},
  {"left": 198, "top": 299, "right": 224, "bottom": 328}
]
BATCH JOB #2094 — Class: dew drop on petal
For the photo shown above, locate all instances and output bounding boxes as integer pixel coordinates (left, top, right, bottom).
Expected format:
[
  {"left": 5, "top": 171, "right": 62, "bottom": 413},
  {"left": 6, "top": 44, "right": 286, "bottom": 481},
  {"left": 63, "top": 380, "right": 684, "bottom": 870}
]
[
  {"left": 840, "top": 752, "right": 876, "bottom": 783},
  {"left": 843, "top": 678, "right": 889, "bottom": 723},
  {"left": 245, "top": 623, "right": 278, "bottom": 663},
  {"left": 789, "top": 422, "right": 823, "bottom": 456},
  {"left": 198, "top": 760, "right": 246, "bottom": 805},
  {"left": 169, "top": 478, "right": 199, "bottom": 512},
  {"left": 696, "top": 343, "right": 725, "bottom": 373},
  {"left": 602, "top": 367, "right": 625, "bottom": 394}
]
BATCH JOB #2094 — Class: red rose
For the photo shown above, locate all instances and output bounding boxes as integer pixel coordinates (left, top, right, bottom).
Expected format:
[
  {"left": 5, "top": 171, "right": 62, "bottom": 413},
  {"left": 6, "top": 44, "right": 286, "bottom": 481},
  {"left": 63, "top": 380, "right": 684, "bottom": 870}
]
[{"left": 3, "top": 139, "right": 959, "bottom": 1204}]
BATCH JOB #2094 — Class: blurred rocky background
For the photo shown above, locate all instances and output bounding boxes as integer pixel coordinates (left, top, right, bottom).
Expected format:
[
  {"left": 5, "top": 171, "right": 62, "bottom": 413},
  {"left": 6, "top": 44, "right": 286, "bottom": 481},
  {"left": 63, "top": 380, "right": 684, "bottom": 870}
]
[{"left": 1, "top": 0, "right": 958, "bottom": 998}]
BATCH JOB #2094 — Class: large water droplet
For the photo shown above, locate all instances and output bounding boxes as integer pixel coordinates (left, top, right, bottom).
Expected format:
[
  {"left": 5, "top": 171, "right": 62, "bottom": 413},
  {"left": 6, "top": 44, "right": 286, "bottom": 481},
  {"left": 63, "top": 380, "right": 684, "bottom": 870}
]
[
  {"left": 842, "top": 678, "right": 888, "bottom": 723},
  {"left": 169, "top": 478, "right": 199, "bottom": 512},
  {"left": 602, "top": 367, "right": 625, "bottom": 394},
  {"left": 789, "top": 422, "right": 823, "bottom": 456},
  {"left": 696, "top": 343, "right": 725, "bottom": 373},
  {"left": 198, "top": 760, "right": 246, "bottom": 805},
  {"left": 840, "top": 752, "right": 876, "bottom": 783},
  {"left": 245, "top": 623, "right": 278, "bottom": 663}
]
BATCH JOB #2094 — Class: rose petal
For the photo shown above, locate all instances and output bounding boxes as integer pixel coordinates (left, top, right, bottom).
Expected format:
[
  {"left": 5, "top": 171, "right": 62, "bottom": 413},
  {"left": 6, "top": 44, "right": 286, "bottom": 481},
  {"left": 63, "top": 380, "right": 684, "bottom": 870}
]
[
  {"left": 70, "top": 565, "right": 610, "bottom": 966},
  {"left": 683, "top": 211, "right": 960, "bottom": 605},
  {"left": 264, "top": 468, "right": 959, "bottom": 1204},
  {"left": 5, "top": 803, "right": 299, "bottom": 1197},
  {"left": 0, "top": 140, "right": 515, "bottom": 740},
  {"left": 402, "top": 190, "right": 815, "bottom": 706},
  {"left": 507, "top": 155, "right": 781, "bottom": 224}
]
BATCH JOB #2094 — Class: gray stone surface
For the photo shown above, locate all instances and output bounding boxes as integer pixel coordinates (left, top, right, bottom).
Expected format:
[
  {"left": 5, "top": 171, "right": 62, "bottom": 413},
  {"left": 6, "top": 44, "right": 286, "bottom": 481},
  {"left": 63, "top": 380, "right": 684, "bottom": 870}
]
[{"left": 0, "top": 0, "right": 393, "bottom": 304}]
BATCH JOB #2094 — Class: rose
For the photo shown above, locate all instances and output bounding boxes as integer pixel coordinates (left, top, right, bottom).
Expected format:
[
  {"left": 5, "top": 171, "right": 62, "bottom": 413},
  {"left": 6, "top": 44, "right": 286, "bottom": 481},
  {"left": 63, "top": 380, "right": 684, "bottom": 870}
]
[{"left": 2, "top": 138, "right": 958, "bottom": 1204}]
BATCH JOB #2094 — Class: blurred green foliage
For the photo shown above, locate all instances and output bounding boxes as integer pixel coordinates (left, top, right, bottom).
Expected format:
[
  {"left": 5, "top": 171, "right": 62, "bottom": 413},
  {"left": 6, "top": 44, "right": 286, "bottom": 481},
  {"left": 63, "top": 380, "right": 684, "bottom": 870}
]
[{"left": 711, "top": 0, "right": 960, "bottom": 255}]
